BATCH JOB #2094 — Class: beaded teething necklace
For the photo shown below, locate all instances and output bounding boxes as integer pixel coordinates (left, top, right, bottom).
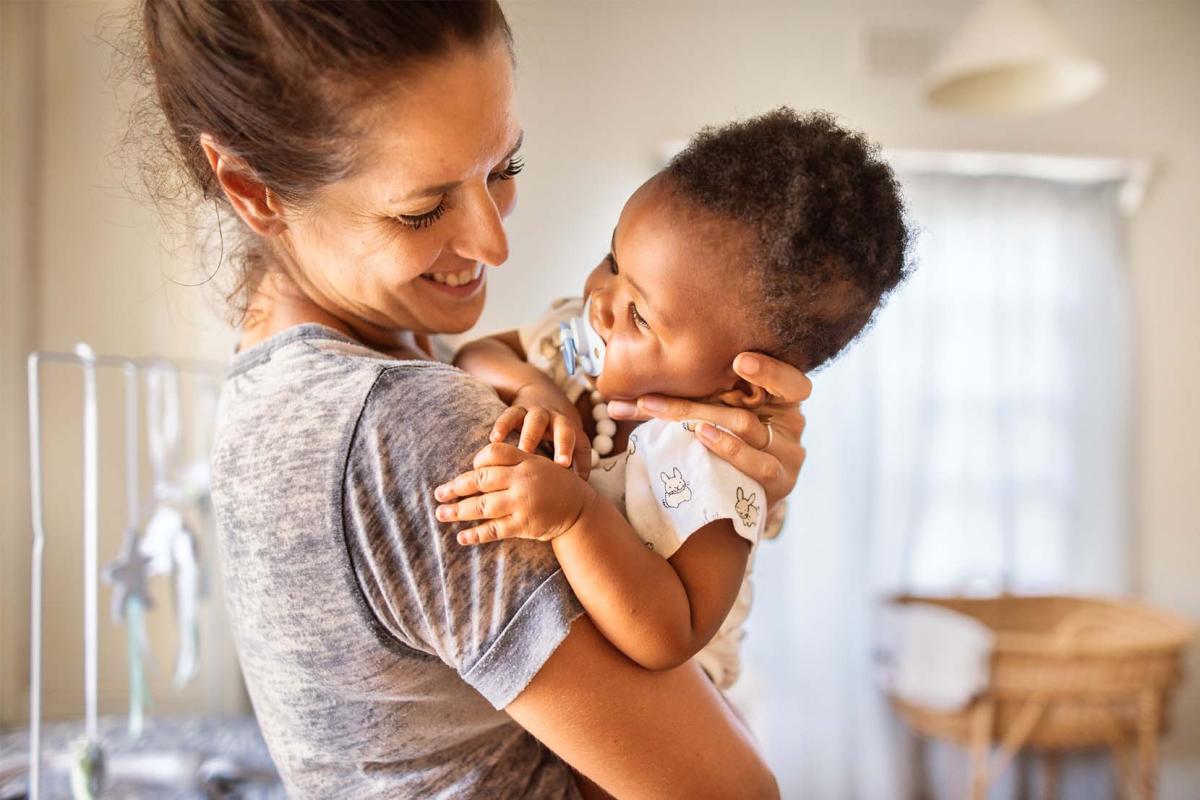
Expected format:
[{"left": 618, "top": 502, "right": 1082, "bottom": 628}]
[{"left": 588, "top": 388, "right": 618, "bottom": 467}]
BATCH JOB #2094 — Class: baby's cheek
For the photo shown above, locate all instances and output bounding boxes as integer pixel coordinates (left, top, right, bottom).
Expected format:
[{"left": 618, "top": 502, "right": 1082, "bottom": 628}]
[{"left": 596, "top": 352, "right": 652, "bottom": 399}]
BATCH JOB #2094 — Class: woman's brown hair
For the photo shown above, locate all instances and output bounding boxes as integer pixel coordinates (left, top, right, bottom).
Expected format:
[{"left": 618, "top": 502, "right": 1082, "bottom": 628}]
[{"left": 130, "top": 0, "right": 512, "bottom": 318}]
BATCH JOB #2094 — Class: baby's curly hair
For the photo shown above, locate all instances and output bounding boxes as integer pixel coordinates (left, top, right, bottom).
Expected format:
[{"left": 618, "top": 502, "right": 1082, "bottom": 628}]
[{"left": 664, "top": 107, "right": 911, "bottom": 372}]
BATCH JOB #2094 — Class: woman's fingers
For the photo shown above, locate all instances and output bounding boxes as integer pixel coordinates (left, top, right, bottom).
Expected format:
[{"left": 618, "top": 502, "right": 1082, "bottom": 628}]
[
  {"left": 692, "top": 422, "right": 783, "bottom": 488},
  {"left": 619, "top": 396, "right": 770, "bottom": 449},
  {"left": 733, "top": 352, "right": 812, "bottom": 405},
  {"left": 605, "top": 399, "right": 649, "bottom": 422},
  {"left": 491, "top": 406, "right": 528, "bottom": 443},
  {"left": 436, "top": 489, "right": 513, "bottom": 523}
]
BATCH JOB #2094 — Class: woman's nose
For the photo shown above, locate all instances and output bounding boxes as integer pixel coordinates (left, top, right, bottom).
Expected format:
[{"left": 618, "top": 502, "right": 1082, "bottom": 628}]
[{"left": 453, "top": 184, "right": 510, "bottom": 267}]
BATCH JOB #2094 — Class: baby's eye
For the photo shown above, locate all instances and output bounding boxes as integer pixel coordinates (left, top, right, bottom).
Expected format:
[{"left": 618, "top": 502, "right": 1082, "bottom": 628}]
[{"left": 629, "top": 302, "right": 651, "bottom": 331}]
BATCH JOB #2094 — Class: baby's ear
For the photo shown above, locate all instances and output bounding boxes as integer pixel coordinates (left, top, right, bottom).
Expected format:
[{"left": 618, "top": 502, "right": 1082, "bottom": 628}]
[{"left": 711, "top": 378, "right": 769, "bottom": 410}]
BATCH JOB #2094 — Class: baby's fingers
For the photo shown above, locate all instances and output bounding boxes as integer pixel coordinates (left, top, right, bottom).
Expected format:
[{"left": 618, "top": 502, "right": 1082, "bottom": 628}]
[
  {"left": 518, "top": 407, "right": 552, "bottom": 453},
  {"left": 434, "top": 464, "right": 512, "bottom": 502},
  {"left": 551, "top": 415, "right": 577, "bottom": 469},
  {"left": 491, "top": 406, "right": 528, "bottom": 443},
  {"left": 436, "top": 490, "right": 513, "bottom": 524},
  {"left": 457, "top": 518, "right": 525, "bottom": 546}
]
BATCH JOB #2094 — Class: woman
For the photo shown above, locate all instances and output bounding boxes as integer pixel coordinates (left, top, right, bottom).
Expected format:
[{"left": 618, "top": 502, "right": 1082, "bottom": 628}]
[{"left": 140, "top": 1, "right": 810, "bottom": 797}]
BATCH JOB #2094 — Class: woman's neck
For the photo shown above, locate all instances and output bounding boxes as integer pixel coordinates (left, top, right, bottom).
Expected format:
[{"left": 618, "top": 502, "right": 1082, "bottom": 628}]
[{"left": 241, "top": 273, "right": 432, "bottom": 360}]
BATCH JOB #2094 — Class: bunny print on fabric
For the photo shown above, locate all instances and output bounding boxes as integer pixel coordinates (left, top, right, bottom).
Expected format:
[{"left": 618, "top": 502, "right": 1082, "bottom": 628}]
[
  {"left": 660, "top": 467, "right": 693, "bottom": 508},
  {"left": 735, "top": 487, "right": 760, "bottom": 529}
]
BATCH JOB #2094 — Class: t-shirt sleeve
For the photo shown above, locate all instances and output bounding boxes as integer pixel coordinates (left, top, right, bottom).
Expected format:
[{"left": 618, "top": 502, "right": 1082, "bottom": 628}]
[
  {"left": 342, "top": 363, "right": 584, "bottom": 709},
  {"left": 623, "top": 419, "right": 765, "bottom": 558}
]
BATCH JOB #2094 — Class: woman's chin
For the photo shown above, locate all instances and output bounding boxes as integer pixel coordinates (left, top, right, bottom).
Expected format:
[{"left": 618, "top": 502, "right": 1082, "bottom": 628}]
[{"left": 411, "top": 271, "right": 488, "bottom": 333}]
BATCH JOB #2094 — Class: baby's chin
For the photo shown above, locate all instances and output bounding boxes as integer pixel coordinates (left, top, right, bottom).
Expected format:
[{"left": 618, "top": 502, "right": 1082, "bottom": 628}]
[
  {"left": 594, "top": 370, "right": 652, "bottom": 401},
  {"left": 595, "top": 369, "right": 715, "bottom": 402}
]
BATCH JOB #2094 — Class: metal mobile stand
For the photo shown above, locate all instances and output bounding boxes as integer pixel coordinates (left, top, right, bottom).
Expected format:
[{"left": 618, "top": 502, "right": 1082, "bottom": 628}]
[{"left": 25, "top": 346, "right": 230, "bottom": 799}]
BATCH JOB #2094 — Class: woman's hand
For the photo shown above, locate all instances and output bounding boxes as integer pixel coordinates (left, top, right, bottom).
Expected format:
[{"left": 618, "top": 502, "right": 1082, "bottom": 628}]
[
  {"left": 434, "top": 442, "right": 598, "bottom": 545},
  {"left": 608, "top": 353, "right": 811, "bottom": 508}
]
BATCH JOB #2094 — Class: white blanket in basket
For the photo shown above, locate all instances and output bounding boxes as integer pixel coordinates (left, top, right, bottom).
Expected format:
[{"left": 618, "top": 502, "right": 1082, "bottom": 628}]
[{"left": 880, "top": 604, "right": 994, "bottom": 711}]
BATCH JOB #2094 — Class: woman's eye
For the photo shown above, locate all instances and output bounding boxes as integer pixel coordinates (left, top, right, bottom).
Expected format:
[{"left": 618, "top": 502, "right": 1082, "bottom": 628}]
[
  {"left": 607, "top": 253, "right": 618, "bottom": 275},
  {"left": 629, "top": 302, "right": 651, "bottom": 331},
  {"left": 488, "top": 155, "right": 525, "bottom": 182},
  {"left": 395, "top": 200, "right": 448, "bottom": 230}
]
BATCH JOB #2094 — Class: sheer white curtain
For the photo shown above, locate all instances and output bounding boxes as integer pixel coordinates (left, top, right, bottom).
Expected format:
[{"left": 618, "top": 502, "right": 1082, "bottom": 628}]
[{"left": 732, "top": 167, "right": 1133, "bottom": 798}]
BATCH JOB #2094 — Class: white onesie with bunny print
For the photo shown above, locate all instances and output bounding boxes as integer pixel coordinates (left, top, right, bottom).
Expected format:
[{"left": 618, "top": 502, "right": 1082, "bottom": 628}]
[{"left": 519, "top": 297, "right": 770, "bottom": 689}]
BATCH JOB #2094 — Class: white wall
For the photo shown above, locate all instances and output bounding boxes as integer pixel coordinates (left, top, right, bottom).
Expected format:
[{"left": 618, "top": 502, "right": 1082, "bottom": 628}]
[
  {"left": 2, "top": 0, "right": 1197, "bottom": 795},
  {"left": 494, "top": 1, "right": 1200, "bottom": 795},
  {"left": 0, "top": 0, "right": 236, "bottom": 732}
]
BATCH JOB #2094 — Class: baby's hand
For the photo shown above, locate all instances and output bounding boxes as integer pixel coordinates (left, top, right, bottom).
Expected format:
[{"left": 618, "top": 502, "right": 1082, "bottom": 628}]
[
  {"left": 493, "top": 381, "right": 592, "bottom": 478},
  {"left": 434, "top": 443, "right": 598, "bottom": 545}
]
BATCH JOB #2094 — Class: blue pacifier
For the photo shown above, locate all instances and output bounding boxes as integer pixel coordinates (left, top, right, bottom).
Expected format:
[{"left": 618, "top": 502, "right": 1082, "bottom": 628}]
[{"left": 559, "top": 299, "right": 607, "bottom": 377}]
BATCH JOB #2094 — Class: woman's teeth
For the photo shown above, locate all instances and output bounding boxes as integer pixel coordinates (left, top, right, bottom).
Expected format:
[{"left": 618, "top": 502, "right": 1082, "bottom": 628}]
[{"left": 425, "top": 265, "right": 482, "bottom": 286}]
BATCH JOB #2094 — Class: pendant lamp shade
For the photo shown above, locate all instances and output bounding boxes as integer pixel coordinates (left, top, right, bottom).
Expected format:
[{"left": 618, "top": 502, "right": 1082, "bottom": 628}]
[{"left": 926, "top": 0, "right": 1105, "bottom": 115}]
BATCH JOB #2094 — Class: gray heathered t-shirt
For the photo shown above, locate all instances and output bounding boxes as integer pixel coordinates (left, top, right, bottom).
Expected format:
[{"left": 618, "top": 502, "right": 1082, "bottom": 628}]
[{"left": 210, "top": 324, "right": 585, "bottom": 799}]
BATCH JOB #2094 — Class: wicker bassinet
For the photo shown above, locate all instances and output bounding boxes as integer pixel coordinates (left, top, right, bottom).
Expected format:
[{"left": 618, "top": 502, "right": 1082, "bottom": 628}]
[{"left": 889, "top": 594, "right": 1195, "bottom": 800}]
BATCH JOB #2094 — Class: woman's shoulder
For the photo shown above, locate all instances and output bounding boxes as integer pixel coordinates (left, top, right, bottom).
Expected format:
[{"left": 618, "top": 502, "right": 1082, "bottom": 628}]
[
  {"left": 359, "top": 359, "right": 505, "bottom": 441},
  {"left": 347, "top": 357, "right": 506, "bottom": 500}
]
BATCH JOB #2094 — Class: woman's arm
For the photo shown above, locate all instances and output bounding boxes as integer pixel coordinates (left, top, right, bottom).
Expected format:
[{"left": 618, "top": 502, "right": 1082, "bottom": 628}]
[
  {"left": 436, "top": 443, "right": 750, "bottom": 671},
  {"left": 506, "top": 614, "right": 779, "bottom": 800}
]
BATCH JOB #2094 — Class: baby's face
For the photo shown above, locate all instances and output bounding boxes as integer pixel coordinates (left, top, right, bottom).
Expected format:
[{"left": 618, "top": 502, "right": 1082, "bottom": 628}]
[{"left": 583, "top": 177, "right": 764, "bottom": 401}]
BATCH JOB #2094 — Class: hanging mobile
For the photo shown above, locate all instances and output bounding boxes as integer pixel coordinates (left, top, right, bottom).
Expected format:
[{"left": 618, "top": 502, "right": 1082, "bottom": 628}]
[
  {"left": 69, "top": 344, "right": 106, "bottom": 800},
  {"left": 101, "top": 361, "right": 152, "bottom": 736},
  {"left": 139, "top": 363, "right": 202, "bottom": 688}
]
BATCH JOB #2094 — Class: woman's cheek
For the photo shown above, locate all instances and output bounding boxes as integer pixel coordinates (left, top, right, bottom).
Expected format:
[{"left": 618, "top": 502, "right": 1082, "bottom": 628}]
[{"left": 392, "top": 238, "right": 440, "bottom": 285}]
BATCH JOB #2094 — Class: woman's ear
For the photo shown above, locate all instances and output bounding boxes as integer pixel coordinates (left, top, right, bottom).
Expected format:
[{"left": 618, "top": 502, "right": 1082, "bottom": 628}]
[
  {"left": 711, "top": 378, "right": 769, "bottom": 409},
  {"left": 199, "top": 133, "right": 286, "bottom": 237}
]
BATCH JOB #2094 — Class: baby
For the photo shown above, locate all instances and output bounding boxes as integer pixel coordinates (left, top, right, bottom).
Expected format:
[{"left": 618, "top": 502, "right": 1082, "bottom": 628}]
[{"left": 436, "top": 108, "right": 909, "bottom": 688}]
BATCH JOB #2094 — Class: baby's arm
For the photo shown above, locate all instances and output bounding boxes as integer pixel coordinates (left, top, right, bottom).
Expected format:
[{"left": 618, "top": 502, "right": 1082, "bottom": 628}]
[
  {"left": 455, "top": 331, "right": 590, "bottom": 472},
  {"left": 554, "top": 494, "right": 750, "bottom": 670},
  {"left": 434, "top": 443, "right": 750, "bottom": 671},
  {"left": 454, "top": 330, "right": 539, "bottom": 403}
]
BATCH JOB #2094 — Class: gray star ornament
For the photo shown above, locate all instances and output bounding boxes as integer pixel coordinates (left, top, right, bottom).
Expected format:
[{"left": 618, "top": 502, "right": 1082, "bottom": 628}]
[{"left": 102, "top": 530, "right": 153, "bottom": 622}]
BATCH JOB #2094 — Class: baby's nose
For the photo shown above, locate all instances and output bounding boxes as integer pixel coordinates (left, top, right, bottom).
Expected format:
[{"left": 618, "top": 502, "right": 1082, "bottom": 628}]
[{"left": 590, "top": 291, "right": 614, "bottom": 340}]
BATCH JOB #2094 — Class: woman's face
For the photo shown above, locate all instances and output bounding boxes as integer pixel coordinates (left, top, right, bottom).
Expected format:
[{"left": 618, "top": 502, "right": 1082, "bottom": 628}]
[{"left": 274, "top": 37, "right": 521, "bottom": 340}]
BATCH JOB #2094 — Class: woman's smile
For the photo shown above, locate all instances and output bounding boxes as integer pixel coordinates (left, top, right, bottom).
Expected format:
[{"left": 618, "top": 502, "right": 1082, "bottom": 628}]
[{"left": 419, "top": 263, "right": 487, "bottom": 298}]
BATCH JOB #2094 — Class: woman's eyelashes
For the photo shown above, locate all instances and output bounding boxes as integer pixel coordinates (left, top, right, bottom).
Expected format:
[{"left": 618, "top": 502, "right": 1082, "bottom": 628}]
[
  {"left": 489, "top": 155, "right": 524, "bottom": 182},
  {"left": 396, "top": 201, "right": 449, "bottom": 230},
  {"left": 395, "top": 156, "right": 524, "bottom": 230}
]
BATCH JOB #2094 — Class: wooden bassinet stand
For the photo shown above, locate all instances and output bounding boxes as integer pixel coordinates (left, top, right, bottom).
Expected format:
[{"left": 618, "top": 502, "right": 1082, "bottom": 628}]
[{"left": 889, "top": 595, "right": 1195, "bottom": 800}]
